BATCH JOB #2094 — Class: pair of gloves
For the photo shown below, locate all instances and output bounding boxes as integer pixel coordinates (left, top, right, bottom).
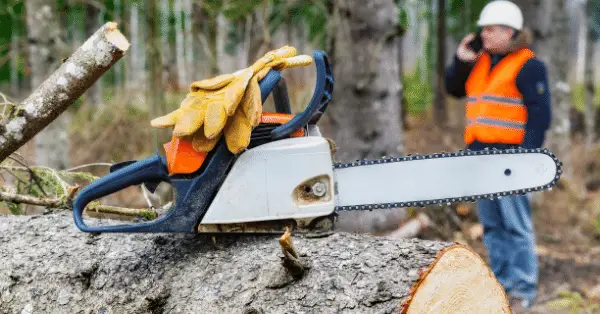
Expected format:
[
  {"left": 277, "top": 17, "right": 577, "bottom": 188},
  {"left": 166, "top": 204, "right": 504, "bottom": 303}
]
[{"left": 150, "top": 46, "right": 312, "bottom": 154}]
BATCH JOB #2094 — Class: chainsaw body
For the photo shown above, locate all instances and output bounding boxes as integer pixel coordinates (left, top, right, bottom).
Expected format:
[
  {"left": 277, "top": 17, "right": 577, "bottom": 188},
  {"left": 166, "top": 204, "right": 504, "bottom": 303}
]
[{"left": 72, "top": 50, "right": 336, "bottom": 233}]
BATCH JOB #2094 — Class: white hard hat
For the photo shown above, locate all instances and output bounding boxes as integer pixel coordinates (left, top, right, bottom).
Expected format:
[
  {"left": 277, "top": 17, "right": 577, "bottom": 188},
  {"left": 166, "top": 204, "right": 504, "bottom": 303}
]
[{"left": 477, "top": 0, "right": 523, "bottom": 30}]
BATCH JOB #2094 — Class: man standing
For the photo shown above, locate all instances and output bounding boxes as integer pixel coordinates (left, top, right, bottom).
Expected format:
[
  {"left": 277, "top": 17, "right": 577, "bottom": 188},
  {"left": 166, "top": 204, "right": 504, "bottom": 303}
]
[{"left": 445, "top": 0, "right": 551, "bottom": 310}]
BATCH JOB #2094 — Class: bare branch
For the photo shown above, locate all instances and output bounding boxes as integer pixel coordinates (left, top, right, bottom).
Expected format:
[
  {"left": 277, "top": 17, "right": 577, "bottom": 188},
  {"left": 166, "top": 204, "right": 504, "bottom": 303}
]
[
  {"left": 0, "top": 189, "right": 62, "bottom": 208},
  {"left": 0, "top": 189, "right": 157, "bottom": 219},
  {"left": 6, "top": 155, "right": 47, "bottom": 196},
  {"left": 65, "top": 163, "right": 113, "bottom": 172},
  {"left": 0, "top": 22, "right": 129, "bottom": 163},
  {"left": 86, "top": 203, "right": 157, "bottom": 219}
]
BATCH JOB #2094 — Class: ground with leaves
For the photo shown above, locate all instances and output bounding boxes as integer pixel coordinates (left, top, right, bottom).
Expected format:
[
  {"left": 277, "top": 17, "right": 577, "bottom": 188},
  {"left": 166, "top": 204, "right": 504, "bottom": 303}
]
[{"left": 402, "top": 103, "right": 600, "bottom": 313}]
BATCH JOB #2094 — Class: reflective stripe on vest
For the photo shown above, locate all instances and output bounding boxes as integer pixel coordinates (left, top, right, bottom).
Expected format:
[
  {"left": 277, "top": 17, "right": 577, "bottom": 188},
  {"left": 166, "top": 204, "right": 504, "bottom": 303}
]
[{"left": 464, "top": 48, "right": 534, "bottom": 145}]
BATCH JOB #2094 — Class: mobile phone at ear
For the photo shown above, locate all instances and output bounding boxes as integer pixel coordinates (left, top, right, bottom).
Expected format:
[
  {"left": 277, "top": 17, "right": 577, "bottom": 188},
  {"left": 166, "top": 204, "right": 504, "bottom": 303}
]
[{"left": 468, "top": 32, "right": 483, "bottom": 53}]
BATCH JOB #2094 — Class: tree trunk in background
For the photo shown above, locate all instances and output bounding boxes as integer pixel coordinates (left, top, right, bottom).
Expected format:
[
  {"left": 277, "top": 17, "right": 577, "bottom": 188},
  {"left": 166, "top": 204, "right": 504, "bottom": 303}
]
[
  {"left": 517, "top": 0, "right": 572, "bottom": 178},
  {"left": 434, "top": 0, "right": 447, "bottom": 125},
  {"left": 326, "top": 0, "right": 406, "bottom": 233},
  {"left": 114, "top": 0, "right": 123, "bottom": 89},
  {"left": 184, "top": 0, "right": 194, "bottom": 85},
  {"left": 515, "top": 0, "right": 554, "bottom": 62},
  {"left": 327, "top": 0, "right": 403, "bottom": 162},
  {"left": 585, "top": 0, "right": 596, "bottom": 148},
  {"left": 25, "top": 0, "right": 70, "bottom": 170},
  {"left": 547, "top": 0, "right": 573, "bottom": 178},
  {"left": 206, "top": 12, "right": 219, "bottom": 76},
  {"left": 576, "top": 0, "right": 588, "bottom": 83},
  {"left": 127, "top": 4, "right": 140, "bottom": 92},
  {"left": 216, "top": 13, "right": 230, "bottom": 73},
  {"left": 146, "top": 0, "right": 168, "bottom": 150},
  {"left": 175, "top": 0, "right": 186, "bottom": 88},
  {"left": 10, "top": 16, "right": 20, "bottom": 98},
  {"left": 85, "top": 3, "right": 104, "bottom": 109},
  {"left": 160, "top": 0, "right": 171, "bottom": 87},
  {"left": 191, "top": 2, "right": 208, "bottom": 79}
]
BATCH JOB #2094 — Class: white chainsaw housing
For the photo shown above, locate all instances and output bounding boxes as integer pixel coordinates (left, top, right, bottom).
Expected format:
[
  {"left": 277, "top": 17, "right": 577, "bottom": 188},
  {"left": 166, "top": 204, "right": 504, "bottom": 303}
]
[{"left": 200, "top": 136, "right": 336, "bottom": 224}]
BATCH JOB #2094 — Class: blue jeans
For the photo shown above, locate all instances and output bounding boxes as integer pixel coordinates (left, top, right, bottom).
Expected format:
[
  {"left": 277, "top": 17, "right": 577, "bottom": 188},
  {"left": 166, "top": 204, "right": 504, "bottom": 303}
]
[{"left": 476, "top": 194, "right": 538, "bottom": 301}]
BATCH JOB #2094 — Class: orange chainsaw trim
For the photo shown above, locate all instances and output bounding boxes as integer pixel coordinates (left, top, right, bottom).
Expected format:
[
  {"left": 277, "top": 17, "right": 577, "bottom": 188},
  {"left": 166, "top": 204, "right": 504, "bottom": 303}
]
[{"left": 163, "top": 113, "right": 305, "bottom": 175}]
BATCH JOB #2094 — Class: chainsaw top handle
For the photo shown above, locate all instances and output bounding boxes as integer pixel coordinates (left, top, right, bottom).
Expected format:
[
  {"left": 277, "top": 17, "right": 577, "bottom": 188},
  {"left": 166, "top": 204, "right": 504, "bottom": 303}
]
[
  {"left": 271, "top": 50, "right": 333, "bottom": 140},
  {"left": 72, "top": 49, "right": 333, "bottom": 233}
]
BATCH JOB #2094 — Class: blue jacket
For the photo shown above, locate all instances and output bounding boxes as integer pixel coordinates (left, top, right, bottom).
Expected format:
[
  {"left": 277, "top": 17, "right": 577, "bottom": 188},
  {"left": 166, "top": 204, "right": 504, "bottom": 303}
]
[{"left": 445, "top": 50, "right": 552, "bottom": 151}]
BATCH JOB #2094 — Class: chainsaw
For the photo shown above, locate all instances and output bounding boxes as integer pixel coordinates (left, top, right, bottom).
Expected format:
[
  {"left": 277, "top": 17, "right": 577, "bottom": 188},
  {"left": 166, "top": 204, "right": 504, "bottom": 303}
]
[{"left": 72, "top": 50, "right": 563, "bottom": 234}]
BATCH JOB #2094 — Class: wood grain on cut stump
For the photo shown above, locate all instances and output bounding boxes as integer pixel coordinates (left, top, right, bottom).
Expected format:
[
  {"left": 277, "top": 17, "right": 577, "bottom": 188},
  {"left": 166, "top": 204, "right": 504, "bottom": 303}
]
[
  {"left": 402, "top": 245, "right": 511, "bottom": 313},
  {"left": 0, "top": 212, "right": 510, "bottom": 313}
]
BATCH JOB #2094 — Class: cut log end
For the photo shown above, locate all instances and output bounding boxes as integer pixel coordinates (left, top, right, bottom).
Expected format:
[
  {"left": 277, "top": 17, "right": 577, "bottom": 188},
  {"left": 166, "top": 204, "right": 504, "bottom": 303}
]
[
  {"left": 104, "top": 21, "right": 130, "bottom": 51},
  {"left": 402, "top": 244, "right": 511, "bottom": 313}
]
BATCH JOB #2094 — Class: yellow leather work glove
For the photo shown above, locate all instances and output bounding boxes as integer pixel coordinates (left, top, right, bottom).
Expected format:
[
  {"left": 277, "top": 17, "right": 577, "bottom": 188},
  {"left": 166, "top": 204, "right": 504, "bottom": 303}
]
[{"left": 150, "top": 46, "right": 312, "bottom": 154}]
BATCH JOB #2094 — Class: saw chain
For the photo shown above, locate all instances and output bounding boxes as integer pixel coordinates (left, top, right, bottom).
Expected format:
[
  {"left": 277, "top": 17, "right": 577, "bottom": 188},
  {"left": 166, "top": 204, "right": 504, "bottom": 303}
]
[{"left": 333, "top": 147, "right": 563, "bottom": 212}]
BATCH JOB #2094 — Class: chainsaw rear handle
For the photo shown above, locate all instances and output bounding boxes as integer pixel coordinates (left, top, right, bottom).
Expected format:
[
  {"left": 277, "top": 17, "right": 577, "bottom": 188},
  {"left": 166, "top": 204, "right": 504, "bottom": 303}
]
[{"left": 72, "top": 71, "right": 283, "bottom": 233}]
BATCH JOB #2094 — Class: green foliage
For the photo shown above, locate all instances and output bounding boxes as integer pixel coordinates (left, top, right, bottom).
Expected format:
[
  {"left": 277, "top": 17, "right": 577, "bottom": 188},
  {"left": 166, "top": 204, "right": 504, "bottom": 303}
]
[
  {"left": 0, "top": 185, "right": 22, "bottom": 215},
  {"left": 7, "top": 202, "right": 22, "bottom": 215},
  {"left": 594, "top": 216, "right": 600, "bottom": 238},
  {"left": 0, "top": 165, "right": 99, "bottom": 215},
  {"left": 547, "top": 289, "right": 600, "bottom": 314},
  {"left": 0, "top": 0, "right": 24, "bottom": 84},
  {"left": 222, "top": 0, "right": 262, "bottom": 21},
  {"left": 571, "top": 82, "right": 600, "bottom": 112},
  {"left": 269, "top": 0, "right": 329, "bottom": 48},
  {"left": 402, "top": 62, "right": 434, "bottom": 115},
  {"left": 447, "top": 0, "right": 489, "bottom": 40},
  {"left": 398, "top": 5, "right": 410, "bottom": 35}
]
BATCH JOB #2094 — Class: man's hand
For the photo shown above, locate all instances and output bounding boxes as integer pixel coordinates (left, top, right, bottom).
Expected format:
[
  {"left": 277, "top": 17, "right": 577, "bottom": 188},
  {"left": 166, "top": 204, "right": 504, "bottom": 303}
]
[{"left": 457, "top": 33, "right": 482, "bottom": 62}]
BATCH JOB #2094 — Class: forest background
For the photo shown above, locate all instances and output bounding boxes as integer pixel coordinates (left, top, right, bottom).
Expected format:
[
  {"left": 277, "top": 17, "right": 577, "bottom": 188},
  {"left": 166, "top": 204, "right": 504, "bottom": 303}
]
[{"left": 1, "top": 0, "right": 600, "bottom": 312}]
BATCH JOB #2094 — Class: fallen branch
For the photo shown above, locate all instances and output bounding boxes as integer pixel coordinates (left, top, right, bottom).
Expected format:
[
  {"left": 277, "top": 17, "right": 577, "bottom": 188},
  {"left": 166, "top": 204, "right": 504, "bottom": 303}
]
[
  {"left": 0, "top": 22, "right": 129, "bottom": 163},
  {"left": 0, "top": 189, "right": 63, "bottom": 208},
  {"left": 0, "top": 190, "right": 156, "bottom": 219},
  {"left": 85, "top": 202, "right": 158, "bottom": 220},
  {"left": 385, "top": 213, "right": 432, "bottom": 239}
]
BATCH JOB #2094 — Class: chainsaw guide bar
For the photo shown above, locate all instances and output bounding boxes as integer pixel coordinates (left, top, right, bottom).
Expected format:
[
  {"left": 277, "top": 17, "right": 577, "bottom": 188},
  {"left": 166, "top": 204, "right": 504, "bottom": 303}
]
[{"left": 332, "top": 147, "right": 562, "bottom": 212}]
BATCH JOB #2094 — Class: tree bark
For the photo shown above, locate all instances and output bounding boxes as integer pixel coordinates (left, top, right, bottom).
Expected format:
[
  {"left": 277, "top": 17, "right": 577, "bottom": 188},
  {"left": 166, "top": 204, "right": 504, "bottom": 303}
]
[
  {"left": 0, "top": 22, "right": 129, "bottom": 164},
  {"left": 10, "top": 17, "right": 19, "bottom": 98},
  {"left": 174, "top": 0, "right": 187, "bottom": 88},
  {"left": 145, "top": 0, "right": 169, "bottom": 150},
  {"left": 0, "top": 212, "right": 511, "bottom": 313},
  {"left": 434, "top": 0, "right": 448, "bottom": 126},
  {"left": 326, "top": 0, "right": 404, "bottom": 162},
  {"left": 326, "top": 0, "right": 406, "bottom": 234},
  {"left": 546, "top": 0, "right": 573, "bottom": 178},
  {"left": 584, "top": 0, "right": 596, "bottom": 148},
  {"left": 184, "top": 0, "right": 194, "bottom": 85},
  {"left": 113, "top": 0, "right": 124, "bottom": 89},
  {"left": 84, "top": 2, "right": 105, "bottom": 109},
  {"left": 25, "top": 0, "right": 69, "bottom": 170}
]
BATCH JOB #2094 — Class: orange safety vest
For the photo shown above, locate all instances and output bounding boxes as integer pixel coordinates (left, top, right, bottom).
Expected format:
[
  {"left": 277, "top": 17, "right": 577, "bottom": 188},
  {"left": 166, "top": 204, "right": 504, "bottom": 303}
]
[{"left": 464, "top": 48, "right": 535, "bottom": 145}]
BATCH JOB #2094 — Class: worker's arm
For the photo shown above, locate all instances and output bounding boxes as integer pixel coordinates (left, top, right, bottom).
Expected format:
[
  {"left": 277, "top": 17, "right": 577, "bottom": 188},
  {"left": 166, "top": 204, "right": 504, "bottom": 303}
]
[
  {"left": 516, "top": 58, "right": 552, "bottom": 149},
  {"left": 445, "top": 55, "right": 475, "bottom": 98}
]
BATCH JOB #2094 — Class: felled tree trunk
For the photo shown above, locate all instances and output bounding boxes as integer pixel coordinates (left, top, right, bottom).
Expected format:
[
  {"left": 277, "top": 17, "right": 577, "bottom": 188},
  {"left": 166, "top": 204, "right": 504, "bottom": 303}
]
[
  {"left": 0, "top": 22, "right": 129, "bottom": 164},
  {"left": 0, "top": 212, "right": 511, "bottom": 313}
]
